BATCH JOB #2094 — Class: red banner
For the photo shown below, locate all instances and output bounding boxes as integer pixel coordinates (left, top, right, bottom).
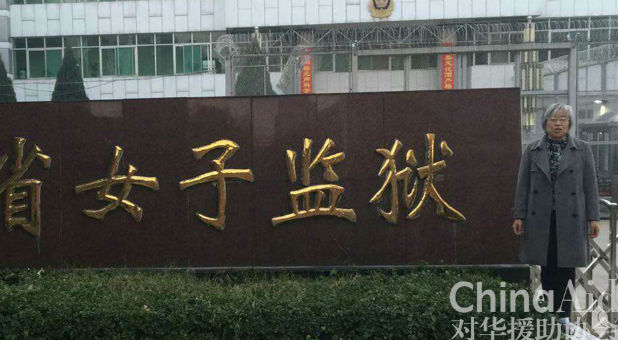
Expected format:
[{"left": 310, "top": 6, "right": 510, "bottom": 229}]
[
  {"left": 441, "top": 54, "right": 455, "bottom": 90},
  {"left": 300, "top": 55, "right": 313, "bottom": 94}
]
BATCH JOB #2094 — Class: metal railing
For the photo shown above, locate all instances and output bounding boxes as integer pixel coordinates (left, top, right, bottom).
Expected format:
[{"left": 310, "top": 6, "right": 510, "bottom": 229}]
[{"left": 531, "top": 199, "right": 618, "bottom": 338}]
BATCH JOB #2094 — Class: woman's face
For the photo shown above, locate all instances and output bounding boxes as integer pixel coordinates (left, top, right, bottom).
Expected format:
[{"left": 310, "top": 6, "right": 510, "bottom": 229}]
[{"left": 546, "top": 109, "right": 570, "bottom": 140}]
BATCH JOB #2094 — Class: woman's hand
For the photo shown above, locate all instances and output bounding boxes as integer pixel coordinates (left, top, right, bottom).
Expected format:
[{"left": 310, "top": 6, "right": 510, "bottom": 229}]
[
  {"left": 512, "top": 219, "right": 524, "bottom": 235},
  {"left": 589, "top": 220, "right": 600, "bottom": 238}
]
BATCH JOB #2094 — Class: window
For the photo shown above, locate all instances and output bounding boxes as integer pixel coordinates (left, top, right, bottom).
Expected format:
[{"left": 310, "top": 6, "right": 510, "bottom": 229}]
[
  {"left": 490, "top": 51, "right": 508, "bottom": 64},
  {"left": 314, "top": 54, "right": 333, "bottom": 72},
  {"left": 474, "top": 52, "right": 488, "bottom": 65},
  {"left": 334, "top": 54, "right": 350, "bottom": 73},
  {"left": 28, "top": 51, "right": 45, "bottom": 77},
  {"left": 156, "top": 46, "right": 173, "bottom": 75},
  {"left": 117, "top": 48, "right": 135, "bottom": 76},
  {"left": 358, "top": 55, "right": 391, "bottom": 71},
  {"left": 83, "top": 48, "right": 100, "bottom": 78},
  {"left": 101, "top": 49, "right": 116, "bottom": 76},
  {"left": 410, "top": 55, "right": 437, "bottom": 69},
  {"left": 12, "top": 33, "right": 215, "bottom": 79},
  {"left": 45, "top": 50, "right": 62, "bottom": 77},
  {"left": 372, "top": 56, "right": 389, "bottom": 70},
  {"left": 138, "top": 46, "right": 155, "bottom": 76},
  {"left": 390, "top": 56, "right": 404, "bottom": 71},
  {"left": 358, "top": 56, "right": 371, "bottom": 70},
  {"left": 14, "top": 50, "right": 27, "bottom": 79}
]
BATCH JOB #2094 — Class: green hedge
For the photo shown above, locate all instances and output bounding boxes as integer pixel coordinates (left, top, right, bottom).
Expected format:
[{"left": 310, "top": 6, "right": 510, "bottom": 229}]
[{"left": 0, "top": 269, "right": 548, "bottom": 340}]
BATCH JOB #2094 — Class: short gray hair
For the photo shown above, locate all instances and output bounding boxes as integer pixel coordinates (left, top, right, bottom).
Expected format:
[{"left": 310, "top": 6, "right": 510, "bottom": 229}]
[{"left": 542, "top": 103, "right": 574, "bottom": 130}]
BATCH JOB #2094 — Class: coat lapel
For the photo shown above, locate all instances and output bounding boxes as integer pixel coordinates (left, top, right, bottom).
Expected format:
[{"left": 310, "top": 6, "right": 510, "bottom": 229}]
[
  {"left": 532, "top": 138, "right": 551, "bottom": 182},
  {"left": 557, "top": 135, "right": 581, "bottom": 176}
]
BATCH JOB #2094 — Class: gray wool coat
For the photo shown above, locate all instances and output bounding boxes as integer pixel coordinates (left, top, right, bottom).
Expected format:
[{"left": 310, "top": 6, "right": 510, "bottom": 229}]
[{"left": 513, "top": 134, "right": 600, "bottom": 267}]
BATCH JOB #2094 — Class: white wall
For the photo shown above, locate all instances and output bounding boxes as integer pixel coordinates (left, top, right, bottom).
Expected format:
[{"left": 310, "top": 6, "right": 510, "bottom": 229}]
[
  {"left": 13, "top": 73, "right": 225, "bottom": 102},
  {"left": 313, "top": 72, "right": 350, "bottom": 93},
  {"left": 357, "top": 70, "right": 404, "bottom": 92},
  {"left": 10, "top": 0, "right": 226, "bottom": 37},
  {"left": 10, "top": 0, "right": 618, "bottom": 37},
  {"left": 469, "top": 64, "right": 515, "bottom": 88},
  {"left": 407, "top": 69, "right": 438, "bottom": 90},
  {"left": 225, "top": 0, "right": 546, "bottom": 28}
]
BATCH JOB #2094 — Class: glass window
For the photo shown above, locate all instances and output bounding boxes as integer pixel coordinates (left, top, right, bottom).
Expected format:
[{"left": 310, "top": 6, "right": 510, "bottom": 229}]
[
  {"left": 46, "top": 37, "right": 62, "bottom": 48},
  {"left": 410, "top": 55, "right": 424, "bottom": 69},
  {"left": 84, "top": 36, "right": 99, "bottom": 47},
  {"left": 29, "top": 51, "right": 45, "bottom": 77},
  {"left": 390, "top": 55, "right": 404, "bottom": 71},
  {"left": 174, "top": 33, "right": 191, "bottom": 44},
  {"left": 358, "top": 56, "right": 371, "bottom": 70},
  {"left": 156, "top": 34, "right": 173, "bottom": 44},
  {"left": 314, "top": 54, "right": 332, "bottom": 72},
  {"left": 372, "top": 56, "right": 389, "bottom": 70},
  {"left": 14, "top": 50, "right": 27, "bottom": 79},
  {"left": 334, "top": 54, "right": 350, "bottom": 73},
  {"left": 26, "top": 0, "right": 42, "bottom": 4},
  {"left": 474, "top": 52, "right": 488, "bottom": 65},
  {"left": 101, "top": 35, "right": 117, "bottom": 46},
  {"left": 64, "top": 36, "right": 81, "bottom": 48},
  {"left": 175, "top": 46, "right": 189, "bottom": 74},
  {"left": 46, "top": 50, "right": 62, "bottom": 77},
  {"left": 138, "top": 34, "right": 154, "bottom": 45},
  {"left": 83, "top": 47, "right": 100, "bottom": 78},
  {"left": 102, "top": 49, "right": 116, "bottom": 76},
  {"left": 193, "top": 45, "right": 203, "bottom": 72},
  {"left": 138, "top": 46, "right": 155, "bottom": 76},
  {"left": 491, "top": 51, "right": 508, "bottom": 64},
  {"left": 119, "top": 35, "right": 136, "bottom": 45},
  {"left": 193, "top": 32, "right": 209, "bottom": 43},
  {"left": 411, "top": 55, "right": 437, "bottom": 69},
  {"left": 156, "top": 45, "right": 173, "bottom": 75},
  {"left": 117, "top": 48, "right": 134, "bottom": 75},
  {"left": 14, "top": 38, "right": 26, "bottom": 49},
  {"left": 28, "top": 38, "right": 44, "bottom": 48}
]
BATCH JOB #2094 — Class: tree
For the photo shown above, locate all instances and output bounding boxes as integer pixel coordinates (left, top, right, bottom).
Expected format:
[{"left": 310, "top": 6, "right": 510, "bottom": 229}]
[
  {"left": 0, "top": 57, "right": 17, "bottom": 103},
  {"left": 234, "top": 31, "right": 275, "bottom": 96},
  {"left": 52, "top": 46, "right": 89, "bottom": 102}
]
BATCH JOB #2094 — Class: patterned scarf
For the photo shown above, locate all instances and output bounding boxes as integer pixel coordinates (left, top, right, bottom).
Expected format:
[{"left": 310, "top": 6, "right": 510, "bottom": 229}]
[{"left": 545, "top": 134, "right": 568, "bottom": 184}]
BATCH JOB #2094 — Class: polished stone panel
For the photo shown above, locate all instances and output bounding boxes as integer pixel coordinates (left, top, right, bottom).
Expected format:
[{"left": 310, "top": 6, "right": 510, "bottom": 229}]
[{"left": 0, "top": 89, "right": 521, "bottom": 267}]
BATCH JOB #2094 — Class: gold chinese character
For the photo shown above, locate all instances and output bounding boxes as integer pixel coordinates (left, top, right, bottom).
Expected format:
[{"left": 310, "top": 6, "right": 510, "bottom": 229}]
[
  {"left": 75, "top": 146, "right": 159, "bottom": 222},
  {"left": 370, "top": 134, "right": 465, "bottom": 223},
  {"left": 0, "top": 137, "right": 51, "bottom": 237},
  {"left": 369, "top": 140, "right": 417, "bottom": 224},
  {"left": 179, "top": 140, "right": 253, "bottom": 230},
  {"left": 272, "top": 138, "right": 356, "bottom": 226}
]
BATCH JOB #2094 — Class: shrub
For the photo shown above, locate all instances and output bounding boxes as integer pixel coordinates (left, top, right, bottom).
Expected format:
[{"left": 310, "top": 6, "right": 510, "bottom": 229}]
[{"left": 0, "top": 268, "right": 548, "bottom": 340}]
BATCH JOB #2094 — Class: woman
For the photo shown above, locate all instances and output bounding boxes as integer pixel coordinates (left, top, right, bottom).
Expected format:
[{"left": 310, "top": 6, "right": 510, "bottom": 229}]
[{"left": 512, "top": 103, "right": 600, "bottom": 325}]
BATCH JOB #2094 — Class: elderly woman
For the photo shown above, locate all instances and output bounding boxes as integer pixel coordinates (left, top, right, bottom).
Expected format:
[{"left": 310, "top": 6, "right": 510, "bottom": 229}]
[{"left": 512, "top": 103, "right": 600, "bottom": 325}]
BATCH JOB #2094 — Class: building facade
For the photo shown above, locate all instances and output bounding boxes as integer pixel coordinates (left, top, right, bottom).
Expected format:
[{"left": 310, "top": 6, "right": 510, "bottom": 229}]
[{"left": 2, "top": 1, "right": 618, "bottom": 185}]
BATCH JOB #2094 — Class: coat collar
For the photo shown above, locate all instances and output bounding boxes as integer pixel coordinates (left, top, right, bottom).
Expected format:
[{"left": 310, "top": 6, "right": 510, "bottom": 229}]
[
  {"left": 531, "top": 134, "right": 582, "bottom": 151},
  {"left": 530, "top": 134, "right": 582, "bottom": 181}
]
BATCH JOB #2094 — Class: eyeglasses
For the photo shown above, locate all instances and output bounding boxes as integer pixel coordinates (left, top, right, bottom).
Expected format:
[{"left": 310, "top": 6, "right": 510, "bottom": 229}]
[{"left": 548, "top": 118, "right": 569, "bottom": 124}]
